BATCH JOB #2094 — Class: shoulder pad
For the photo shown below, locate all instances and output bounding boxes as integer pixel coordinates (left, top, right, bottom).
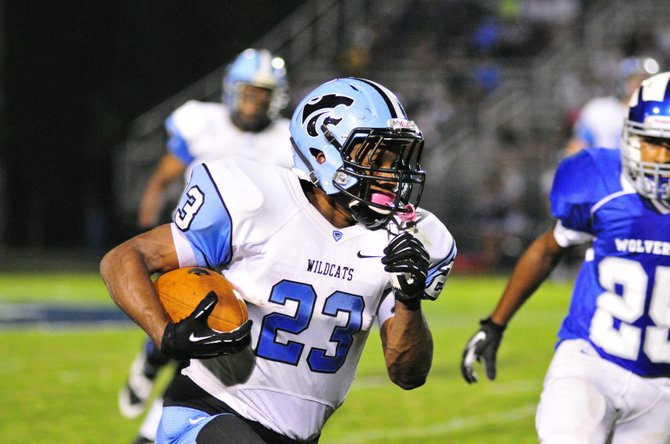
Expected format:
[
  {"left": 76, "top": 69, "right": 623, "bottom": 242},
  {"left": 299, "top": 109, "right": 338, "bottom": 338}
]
[
  {"left": 551, "top": 149, "right": 622, "bottom": 211},
  {"left": 204, "top": 157, "right": 265, "bottom": 213},
  {"left": 168, "top": 101, "right": 225, "bottom": 140}
]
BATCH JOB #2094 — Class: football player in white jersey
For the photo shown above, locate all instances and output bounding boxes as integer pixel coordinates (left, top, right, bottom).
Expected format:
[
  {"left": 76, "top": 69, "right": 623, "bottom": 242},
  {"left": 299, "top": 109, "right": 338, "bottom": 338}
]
[
  {"left": 119, "top": 48, "right": 292, "bottom": 443},
  {"left": 461, "top": 72, "right": 670, "bottom": 443},
  {"left": 102, "top": 77, "right": 456, "bottom": 443},
  {"left": 137, "top": 48, "right": 292, "bottom": 229},
  {"left": 563, "top": 56, "right": 659, "bottom": 156}
]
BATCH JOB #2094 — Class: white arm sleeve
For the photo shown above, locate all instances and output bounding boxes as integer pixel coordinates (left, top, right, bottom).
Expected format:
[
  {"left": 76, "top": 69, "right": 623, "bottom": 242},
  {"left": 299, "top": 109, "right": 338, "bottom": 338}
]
[
  {"left": 376, "top": 291, "right": 395, "bottom": 327},
  {"left": 552, "top": 220, "right": 594, "bottom": 248}
]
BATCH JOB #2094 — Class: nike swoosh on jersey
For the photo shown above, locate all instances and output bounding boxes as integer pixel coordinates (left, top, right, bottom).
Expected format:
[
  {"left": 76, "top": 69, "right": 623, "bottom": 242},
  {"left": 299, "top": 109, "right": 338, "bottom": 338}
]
[
  {"left": 188, "top": 416, "right": 208, "bottom": 425},
  {"left": 357, "top": 251, "right": 383, "bottom": 259}
]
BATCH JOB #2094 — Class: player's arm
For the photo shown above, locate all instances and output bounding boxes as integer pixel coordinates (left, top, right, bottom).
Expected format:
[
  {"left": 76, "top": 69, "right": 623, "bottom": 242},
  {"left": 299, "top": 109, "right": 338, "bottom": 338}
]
[
  {"left": 379, "top": 231, "right": 434, "bottom": 389},
  {"left": 137, "top": 153, "right": 186, "bottom": 229},
  {"left": 100, "top": 224, "right": 178, "bottom": 345},
  {"left": 460, "top": 224, "right": 567, "bottom": 383},
  {"left": 380, "top": 299, "right": 433, "bottom": 390},
  {"left": 100, "top": 223, "right": 249, "bottom": 359},
  {"left": 489, "top": 224, "right": 566, "bottom": 326}
]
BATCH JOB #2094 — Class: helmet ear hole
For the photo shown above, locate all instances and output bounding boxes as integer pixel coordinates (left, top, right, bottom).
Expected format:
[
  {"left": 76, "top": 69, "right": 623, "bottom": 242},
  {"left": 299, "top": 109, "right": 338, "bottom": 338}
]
[{"left": 310, "top": 148, "right": 326, "bottom": 165}]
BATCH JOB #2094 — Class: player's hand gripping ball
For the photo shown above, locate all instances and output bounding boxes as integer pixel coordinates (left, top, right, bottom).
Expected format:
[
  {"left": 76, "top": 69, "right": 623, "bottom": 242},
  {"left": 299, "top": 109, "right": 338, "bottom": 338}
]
[{"left": 154, "top": 267, "right": 248, "bottom": 332}]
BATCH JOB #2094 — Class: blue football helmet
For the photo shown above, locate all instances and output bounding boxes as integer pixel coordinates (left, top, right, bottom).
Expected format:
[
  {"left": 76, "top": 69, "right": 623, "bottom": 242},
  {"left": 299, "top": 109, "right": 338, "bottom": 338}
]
[
  {"left": 222, "top": 48, "right": 289, "bottom": 120},
  {"left": 622, "top": 71, "right": 670, "bottom": 203},
  {"left": 290, "top": 77, "right": 425, "bottom": 229}
]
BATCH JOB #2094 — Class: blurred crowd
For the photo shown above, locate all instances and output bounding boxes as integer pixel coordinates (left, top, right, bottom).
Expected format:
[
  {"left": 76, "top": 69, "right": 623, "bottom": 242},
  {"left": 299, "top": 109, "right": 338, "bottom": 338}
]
[
  {"left": 51, "top": 0, "right": 670, "bottom": 273},
  {"left": 312, "top": 0, "right": 670, "bottom": 271}
]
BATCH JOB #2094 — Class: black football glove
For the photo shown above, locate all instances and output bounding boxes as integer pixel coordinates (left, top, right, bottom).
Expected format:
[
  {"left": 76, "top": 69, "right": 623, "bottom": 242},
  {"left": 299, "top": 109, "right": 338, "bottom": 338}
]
[
  {"left": 381, "top": 232, "right": 430, "bottom": 302},
  {"left": 460, "top": 317, "right": 506, "bottom": 384},
  {"left": 160, "top": 291, "right": 252, "bottom": 360}
]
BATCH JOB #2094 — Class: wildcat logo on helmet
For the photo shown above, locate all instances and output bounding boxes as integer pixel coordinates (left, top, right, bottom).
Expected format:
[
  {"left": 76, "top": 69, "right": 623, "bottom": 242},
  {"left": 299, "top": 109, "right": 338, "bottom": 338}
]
[{"left": 301, "top": 94, "right": 355, "bottom": 137}]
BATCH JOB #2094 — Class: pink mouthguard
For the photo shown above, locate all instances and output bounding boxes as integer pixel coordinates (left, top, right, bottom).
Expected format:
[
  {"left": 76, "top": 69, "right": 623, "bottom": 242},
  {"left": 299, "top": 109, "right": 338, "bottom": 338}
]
[{"left": 371, "top": 193, "right": 417, "bottom": 222}]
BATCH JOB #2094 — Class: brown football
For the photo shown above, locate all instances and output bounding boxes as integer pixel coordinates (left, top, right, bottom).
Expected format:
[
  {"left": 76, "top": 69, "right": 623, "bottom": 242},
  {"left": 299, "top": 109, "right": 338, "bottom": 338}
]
[{"left": 154, "top": 267, "right": 248, "bottom": 332}]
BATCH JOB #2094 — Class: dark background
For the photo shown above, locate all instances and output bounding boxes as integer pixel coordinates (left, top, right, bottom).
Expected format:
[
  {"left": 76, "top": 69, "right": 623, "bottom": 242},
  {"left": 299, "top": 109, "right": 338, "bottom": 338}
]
[{"left": 1, "top": 1, "right": 306, "bottom": 250}]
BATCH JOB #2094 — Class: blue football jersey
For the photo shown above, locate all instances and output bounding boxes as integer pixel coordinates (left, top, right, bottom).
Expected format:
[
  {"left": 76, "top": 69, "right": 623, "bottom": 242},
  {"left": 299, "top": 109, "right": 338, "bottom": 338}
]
[{"left": 550, "top": 148, "right": 670, "bottom": 377}]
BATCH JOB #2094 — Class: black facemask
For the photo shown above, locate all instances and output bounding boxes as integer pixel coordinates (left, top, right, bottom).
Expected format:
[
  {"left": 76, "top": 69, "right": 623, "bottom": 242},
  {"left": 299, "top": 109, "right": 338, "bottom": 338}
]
[{"left": 347, "top": 199, "right": 392, "bottom": 230}]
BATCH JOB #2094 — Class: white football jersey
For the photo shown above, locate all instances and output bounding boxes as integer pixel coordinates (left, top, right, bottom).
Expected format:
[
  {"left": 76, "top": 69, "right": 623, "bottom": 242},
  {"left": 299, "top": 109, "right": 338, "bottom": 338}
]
[
  {"left": 165, "top": 100, "right": 293, "bottom": 179},
  {"left": 572, "top": 96, "right": 626, "bottom": 149},
  {"left": 169, "top": 156, "right": 456, "bottom": 441}
]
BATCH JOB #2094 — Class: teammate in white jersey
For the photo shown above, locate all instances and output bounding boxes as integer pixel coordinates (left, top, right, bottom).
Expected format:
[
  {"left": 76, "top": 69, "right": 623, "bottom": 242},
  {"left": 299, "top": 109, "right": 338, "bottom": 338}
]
[
  {"left": 461, "top": 72, "right": 670, "bottom": 443},
  {"left": 119, "top": 48, "right": 292, "bottom": 444},
  {"left": 137, "top": 48, "right": 292, "bottom": 229},
  {"left": 563, "top": 55, "right": 659, "bottom": 156},
  {"left": 101, "top": 77, "right": 456, "bottom": 443}
]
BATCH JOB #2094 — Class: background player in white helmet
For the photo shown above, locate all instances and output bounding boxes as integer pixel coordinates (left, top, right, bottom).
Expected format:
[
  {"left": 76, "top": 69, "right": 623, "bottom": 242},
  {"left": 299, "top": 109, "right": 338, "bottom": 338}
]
[
  {"left": 101, "top": 77, "right": 456, "bottom": 443},
  {"left": 563, "top": 55, "right": 659, "bottom": 156},
  {"left": 119, "top": 48, "right": 292, "bottom": 444},
  {"left": 461, "top": 71, "right": 670, "bottom": 443}
]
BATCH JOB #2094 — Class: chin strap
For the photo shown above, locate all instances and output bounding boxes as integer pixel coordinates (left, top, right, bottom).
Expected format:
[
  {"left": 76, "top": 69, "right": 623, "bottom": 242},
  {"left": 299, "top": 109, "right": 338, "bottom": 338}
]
[
  {"left": 370, "top": 193, "right": 417, "bottom": 222},
  {"left": 650, "top": 198, "right": 670, "bottom": 214},
  {"left": 347, "top": 200, "right": 389, "bottom": 230},
  {"left": 290, "top": 138, "right": 320, "bottom": 185}
]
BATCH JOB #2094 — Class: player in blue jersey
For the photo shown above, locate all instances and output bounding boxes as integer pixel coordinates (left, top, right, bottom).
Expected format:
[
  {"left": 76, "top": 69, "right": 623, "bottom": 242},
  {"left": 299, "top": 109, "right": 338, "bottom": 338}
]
[
  {"left": 101, "top": 77, "right": 456, "bottom": 443},
  {"left": 119, "top": 48, "right": 292, "bottom": 444},
  {"left": 461, "top": 71, "right": 670, "bottom": 443},
  {"left": 546, "top": 57, "right": 660, "bottom": 283}
]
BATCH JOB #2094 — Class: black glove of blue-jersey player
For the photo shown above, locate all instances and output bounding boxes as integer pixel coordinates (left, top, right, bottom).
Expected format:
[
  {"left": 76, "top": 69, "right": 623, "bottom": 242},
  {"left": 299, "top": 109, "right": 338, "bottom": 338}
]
[
  {"left": 160, "top": 291, "right": 252, "bottom": 360},
  {"left": 382, "top": 231, "right": 430, "bottom": 302},
  {"left": 461, "top": 317, "right": 506, "bottom": 383}
]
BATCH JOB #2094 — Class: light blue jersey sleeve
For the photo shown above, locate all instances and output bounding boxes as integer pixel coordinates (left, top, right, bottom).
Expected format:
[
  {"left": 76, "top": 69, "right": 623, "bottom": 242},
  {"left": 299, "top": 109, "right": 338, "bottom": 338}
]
[
  {"left": 172, "top": 163, "right": 233, "bottom": 268},
  {"left": 165, "top": 115, "right": 194, "bottom": 165},
  {"left": 424, "top": 241, "right": 457, "bottom": 299}
]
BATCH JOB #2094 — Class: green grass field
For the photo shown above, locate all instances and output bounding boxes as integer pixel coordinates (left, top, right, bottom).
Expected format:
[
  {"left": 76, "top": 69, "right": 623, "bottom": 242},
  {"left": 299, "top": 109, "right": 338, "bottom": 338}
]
[{"left": 0, "top": 272, "right": 572, "bottom": 443}]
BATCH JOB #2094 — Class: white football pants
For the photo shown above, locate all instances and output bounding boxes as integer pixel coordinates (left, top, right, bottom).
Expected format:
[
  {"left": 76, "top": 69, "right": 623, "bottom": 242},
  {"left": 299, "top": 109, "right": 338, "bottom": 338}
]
[{"left": 536, "top": 339, "right": 670, "bottom": 444}]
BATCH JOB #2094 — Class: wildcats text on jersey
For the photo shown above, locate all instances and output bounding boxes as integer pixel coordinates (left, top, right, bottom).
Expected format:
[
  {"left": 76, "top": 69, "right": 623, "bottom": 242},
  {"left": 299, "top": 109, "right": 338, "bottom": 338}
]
[
  {"left": 614, "top": 238, "right": 670, "bottom": 256},
  {"left": 306, "top": 259, "right": 355, "bottom": 281}
]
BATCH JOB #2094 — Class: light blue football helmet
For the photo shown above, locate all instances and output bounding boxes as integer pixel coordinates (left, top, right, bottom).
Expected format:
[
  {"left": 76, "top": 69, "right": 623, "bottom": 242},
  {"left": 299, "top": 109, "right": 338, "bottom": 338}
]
[
  {"left": 290, "top": 77, "right": 425, "bottom": 229},
  {"left": 622, "top": 71, "right": 670, "bottom": 203},
  {"left": 222, "top": 48, "right": 289, "bottom": 120},
  {"left": 616, "top": 56, "right": 659, "bottom": 99}
]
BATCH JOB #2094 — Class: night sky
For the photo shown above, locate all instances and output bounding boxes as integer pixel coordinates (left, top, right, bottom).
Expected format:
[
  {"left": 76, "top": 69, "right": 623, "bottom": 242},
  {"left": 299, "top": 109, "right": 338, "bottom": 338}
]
[{"left": 2, "top": 1, "right": 306, "bottom": 249}]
